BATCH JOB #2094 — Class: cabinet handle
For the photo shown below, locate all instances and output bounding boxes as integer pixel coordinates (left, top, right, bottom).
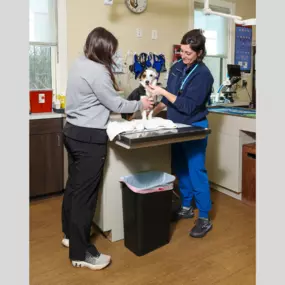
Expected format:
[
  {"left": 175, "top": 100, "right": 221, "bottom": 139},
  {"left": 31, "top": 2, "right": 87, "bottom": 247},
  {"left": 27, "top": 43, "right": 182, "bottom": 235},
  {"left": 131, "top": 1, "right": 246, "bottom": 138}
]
[
  {"left": 247, "top": 153, "right": 256, "bottom": 159},
  {"left": 57, "top": 134, "right": 61, "bottom": 147}
]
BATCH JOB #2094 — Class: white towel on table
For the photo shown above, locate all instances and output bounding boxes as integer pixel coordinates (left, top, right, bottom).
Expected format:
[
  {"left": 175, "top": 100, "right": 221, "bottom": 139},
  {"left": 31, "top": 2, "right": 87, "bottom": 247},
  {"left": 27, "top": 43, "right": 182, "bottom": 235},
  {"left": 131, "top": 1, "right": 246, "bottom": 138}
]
[{"left": 106, "top": 117, "right": 177, "bottom": 141}]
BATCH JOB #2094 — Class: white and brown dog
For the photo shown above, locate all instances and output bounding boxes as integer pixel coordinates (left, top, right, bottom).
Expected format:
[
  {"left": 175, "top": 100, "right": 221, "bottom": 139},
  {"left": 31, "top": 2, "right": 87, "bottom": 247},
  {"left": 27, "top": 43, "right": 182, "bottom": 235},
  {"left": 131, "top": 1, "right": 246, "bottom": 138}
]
[{"left": 122, "top": 68, "right": 159, "bottom": 121}]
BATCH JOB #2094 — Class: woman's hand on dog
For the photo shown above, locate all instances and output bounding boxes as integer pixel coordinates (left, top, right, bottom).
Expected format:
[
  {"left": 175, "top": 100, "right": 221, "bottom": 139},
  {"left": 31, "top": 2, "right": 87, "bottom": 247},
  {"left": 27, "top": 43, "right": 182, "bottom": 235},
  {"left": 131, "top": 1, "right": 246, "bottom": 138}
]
[
  {"left": 146, "top": 84, "right": 177, "bottom": 104},
  {"left": 141, "top": 96, "right": 154, "bottom": 110},
  {"left": 145, "top": 85, "right": 165, "bottom": 97}
]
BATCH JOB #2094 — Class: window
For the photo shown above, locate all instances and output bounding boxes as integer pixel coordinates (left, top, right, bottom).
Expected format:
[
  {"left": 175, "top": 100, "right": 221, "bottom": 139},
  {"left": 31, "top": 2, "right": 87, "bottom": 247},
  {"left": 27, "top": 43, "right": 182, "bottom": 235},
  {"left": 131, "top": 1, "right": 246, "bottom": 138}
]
[
  {"left": 29, "top": 0, "right": 58, "bottom": 91},
  {"left": 194, "top": 1, "right": 231, "bottom": 93}
]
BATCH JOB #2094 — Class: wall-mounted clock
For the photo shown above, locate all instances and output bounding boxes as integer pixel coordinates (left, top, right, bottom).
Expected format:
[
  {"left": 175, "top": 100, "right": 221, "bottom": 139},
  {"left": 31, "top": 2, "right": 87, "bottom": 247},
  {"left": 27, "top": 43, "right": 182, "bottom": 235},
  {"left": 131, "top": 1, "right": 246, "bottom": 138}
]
[{"left": 125, "top": 0, "right": 148, "bottom": 14}]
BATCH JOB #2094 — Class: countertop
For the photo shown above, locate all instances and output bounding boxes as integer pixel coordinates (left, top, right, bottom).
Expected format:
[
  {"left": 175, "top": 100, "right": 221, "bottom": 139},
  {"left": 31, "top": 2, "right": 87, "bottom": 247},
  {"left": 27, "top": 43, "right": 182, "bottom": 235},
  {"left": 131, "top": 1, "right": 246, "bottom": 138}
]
[
  {"left": 29, "top": 112, "right": 66, "bottom": 120},
  {"left": 29, "top": 101, "right": 253, "bottom": 120},
  {"left": 208, "top": 106, "right": 256, "bottom": 119},
  {"left": 208, "top": 101, "right": 251, "bottom": 108}
]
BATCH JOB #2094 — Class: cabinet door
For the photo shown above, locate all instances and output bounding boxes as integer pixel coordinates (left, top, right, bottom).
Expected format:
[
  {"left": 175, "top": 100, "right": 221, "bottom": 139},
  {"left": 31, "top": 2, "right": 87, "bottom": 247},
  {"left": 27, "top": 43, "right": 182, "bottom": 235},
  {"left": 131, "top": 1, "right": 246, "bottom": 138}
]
[
  {"left": 44, "top": 132, "right": 63, "bottom": 195},
  {"left": 30, "top": 134, "right": 46, "bottom": 197},
  {"left": 30, "top": 119, "right": 64, "bottom": 198},
  {"left": 30, "top": 132, "right": 63, "bottom": 197},
  {"left": 206, "top": 131, "right": 240, "bottom": 192}
]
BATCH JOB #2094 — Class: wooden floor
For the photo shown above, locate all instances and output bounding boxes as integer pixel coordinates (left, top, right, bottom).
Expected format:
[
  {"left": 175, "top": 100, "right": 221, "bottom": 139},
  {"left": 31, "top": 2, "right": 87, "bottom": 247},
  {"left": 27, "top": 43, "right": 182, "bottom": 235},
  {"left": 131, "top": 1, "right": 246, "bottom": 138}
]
[{"left": 30, "top": 191, "right": 255, "bottom": 285}]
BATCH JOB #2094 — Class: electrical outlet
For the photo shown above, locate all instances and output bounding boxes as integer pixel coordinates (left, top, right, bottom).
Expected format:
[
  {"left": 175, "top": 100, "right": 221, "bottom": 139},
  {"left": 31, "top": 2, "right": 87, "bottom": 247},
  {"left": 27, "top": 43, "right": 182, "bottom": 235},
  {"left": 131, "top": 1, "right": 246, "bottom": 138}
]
[
  {"left": 151, "top": 30, "right": 158, "bottom": 40},
  {"left": 136, "top": 28, "right": 142, "bottom": 38}
]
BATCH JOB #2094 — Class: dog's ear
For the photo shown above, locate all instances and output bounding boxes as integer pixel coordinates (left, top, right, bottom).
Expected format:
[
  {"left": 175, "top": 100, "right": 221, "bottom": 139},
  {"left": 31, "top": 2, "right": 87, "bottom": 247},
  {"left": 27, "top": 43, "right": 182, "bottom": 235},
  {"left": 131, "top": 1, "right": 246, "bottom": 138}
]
[{"left": 138, "top": 69, "right": 147, "bottom": 80}]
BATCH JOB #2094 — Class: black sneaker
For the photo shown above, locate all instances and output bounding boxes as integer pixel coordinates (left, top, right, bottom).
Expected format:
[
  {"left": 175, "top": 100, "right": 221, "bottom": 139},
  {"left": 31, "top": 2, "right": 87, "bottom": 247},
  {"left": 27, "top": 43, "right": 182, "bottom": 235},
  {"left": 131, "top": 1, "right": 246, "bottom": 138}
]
[
  {"left": 189, "top": 218, "right": 213, "bottom": 238},
  {"left": 177, "top": 206, "right": 195, "bottom": 219}
]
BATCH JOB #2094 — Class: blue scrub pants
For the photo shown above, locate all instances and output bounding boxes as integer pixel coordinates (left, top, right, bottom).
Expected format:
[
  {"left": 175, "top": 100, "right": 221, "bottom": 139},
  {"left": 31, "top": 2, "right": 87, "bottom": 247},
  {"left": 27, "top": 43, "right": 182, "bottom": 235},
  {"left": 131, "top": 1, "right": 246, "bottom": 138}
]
[{"left": 171, "top": 119, "right": 212, "bottom": 219}]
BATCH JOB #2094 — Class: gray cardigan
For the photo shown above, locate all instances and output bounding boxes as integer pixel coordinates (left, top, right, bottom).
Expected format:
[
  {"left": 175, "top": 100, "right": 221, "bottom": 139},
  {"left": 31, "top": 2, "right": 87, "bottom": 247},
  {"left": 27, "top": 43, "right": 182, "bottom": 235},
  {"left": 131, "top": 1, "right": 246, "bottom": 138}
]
[{"left": 65, "top": 55, "right": 142, "bottom": 129}]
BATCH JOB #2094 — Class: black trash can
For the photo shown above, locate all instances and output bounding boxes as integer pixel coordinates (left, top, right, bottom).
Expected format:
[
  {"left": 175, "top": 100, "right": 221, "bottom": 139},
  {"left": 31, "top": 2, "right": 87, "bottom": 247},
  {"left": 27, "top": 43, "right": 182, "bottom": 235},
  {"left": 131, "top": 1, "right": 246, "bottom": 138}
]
[{"left": 121, "top": 183, "right": 173, "bottom": 256}]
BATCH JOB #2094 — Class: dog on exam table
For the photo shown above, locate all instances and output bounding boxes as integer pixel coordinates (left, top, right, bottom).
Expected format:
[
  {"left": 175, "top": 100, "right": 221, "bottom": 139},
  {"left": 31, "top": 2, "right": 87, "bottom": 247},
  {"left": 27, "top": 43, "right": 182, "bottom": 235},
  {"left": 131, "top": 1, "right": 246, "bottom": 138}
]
[{"left": 121, "top": 68, "right": 160, "bottom": 121}]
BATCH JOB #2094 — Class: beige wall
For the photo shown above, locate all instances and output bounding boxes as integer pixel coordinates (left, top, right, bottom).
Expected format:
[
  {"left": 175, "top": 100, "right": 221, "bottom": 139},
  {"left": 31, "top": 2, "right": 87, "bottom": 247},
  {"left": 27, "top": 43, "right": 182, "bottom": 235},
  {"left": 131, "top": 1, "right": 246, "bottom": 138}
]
[
  {"left": 66, "top": 0, "right": 189, "bottom": 94},
  {"left": 66, "top": 0, "right": 256, "bottom": 100},
  {"left": 235, "top": 0, "right": 256, "bottom": 41}
]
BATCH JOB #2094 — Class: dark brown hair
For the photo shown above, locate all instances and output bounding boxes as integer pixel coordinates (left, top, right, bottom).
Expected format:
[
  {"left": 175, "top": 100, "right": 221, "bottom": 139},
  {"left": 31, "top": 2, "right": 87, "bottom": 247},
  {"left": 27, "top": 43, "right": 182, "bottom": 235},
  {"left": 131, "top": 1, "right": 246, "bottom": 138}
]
[
  {"left": 84, "top": 27, "right": 119, "bottom": 90},
  {"left": 180, "top": 29, "right": 206, "bottom": 62}
]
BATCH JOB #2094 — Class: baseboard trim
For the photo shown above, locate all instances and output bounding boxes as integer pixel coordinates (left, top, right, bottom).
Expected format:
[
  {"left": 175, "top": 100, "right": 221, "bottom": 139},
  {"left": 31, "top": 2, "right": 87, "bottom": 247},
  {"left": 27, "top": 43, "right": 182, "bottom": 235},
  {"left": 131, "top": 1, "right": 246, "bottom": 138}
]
[{"left": 210, "top": 183, "right": 242, "bottom": 200}]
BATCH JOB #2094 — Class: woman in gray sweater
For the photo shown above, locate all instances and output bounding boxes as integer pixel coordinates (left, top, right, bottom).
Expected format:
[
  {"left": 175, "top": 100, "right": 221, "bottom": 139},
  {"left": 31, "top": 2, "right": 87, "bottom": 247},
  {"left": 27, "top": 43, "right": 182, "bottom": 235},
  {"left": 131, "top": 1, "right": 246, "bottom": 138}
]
[{"left": 61, "top": 27, "right": 153, "bottom": 271}]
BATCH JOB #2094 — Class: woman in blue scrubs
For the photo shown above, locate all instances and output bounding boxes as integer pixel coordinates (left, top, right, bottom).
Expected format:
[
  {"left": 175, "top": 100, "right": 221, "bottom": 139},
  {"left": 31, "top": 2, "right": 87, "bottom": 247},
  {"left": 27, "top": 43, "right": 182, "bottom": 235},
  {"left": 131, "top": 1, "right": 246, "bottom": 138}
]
[{"left": 146, "top": 29, "right": 214, "bottom": 238}]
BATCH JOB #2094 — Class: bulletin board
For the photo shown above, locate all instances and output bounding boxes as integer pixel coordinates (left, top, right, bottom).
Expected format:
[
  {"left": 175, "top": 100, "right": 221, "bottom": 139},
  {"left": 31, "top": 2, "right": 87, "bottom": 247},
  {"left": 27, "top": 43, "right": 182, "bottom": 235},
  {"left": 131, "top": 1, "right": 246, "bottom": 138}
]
[{"left": 234, "top": 25, "right": 253, "bottom": 73}]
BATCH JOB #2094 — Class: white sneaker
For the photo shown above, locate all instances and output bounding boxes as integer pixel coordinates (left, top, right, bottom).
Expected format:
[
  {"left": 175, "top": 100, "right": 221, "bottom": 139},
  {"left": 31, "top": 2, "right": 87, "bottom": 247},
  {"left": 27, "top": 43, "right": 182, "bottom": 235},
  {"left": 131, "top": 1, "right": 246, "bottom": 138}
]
[
  {"left": 61, "top": 236, "right": 69, "bottom": 248},
  {"left": 61, "top": 228, "right": 94, "bottom": 248},
  {"left": 72, "top": 252, "right": 111, "bottom": 270}
]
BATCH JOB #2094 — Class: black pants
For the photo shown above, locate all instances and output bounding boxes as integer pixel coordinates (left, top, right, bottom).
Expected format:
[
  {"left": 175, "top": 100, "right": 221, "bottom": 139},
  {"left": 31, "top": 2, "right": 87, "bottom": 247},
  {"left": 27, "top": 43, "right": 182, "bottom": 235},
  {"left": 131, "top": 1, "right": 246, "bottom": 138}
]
[{"left": 62, "top": 134, "right": 107, "bottom": 261}]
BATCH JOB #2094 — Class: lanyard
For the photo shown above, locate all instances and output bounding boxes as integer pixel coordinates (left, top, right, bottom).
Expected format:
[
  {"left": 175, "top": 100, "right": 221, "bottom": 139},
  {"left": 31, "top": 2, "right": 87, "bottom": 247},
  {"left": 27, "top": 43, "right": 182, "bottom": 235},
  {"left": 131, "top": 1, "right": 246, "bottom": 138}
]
[{"left": 179, "top": 63, "right": 199, "bottom": 93}]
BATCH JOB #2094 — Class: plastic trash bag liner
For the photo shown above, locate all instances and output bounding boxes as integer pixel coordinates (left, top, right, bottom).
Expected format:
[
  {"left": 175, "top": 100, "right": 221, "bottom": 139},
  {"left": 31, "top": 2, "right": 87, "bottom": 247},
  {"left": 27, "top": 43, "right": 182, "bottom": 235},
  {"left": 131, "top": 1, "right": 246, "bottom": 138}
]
[{"left": 120, "top": 171, "right": 176, "bottom": 194}]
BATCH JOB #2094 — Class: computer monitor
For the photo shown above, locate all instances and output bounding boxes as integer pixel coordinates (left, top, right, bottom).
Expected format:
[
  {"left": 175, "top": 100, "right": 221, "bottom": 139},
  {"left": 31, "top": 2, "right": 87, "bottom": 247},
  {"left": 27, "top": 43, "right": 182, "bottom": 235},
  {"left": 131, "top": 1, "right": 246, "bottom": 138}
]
[{"left": 227, "top": 64, "right": 241, "bottom": 78}]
